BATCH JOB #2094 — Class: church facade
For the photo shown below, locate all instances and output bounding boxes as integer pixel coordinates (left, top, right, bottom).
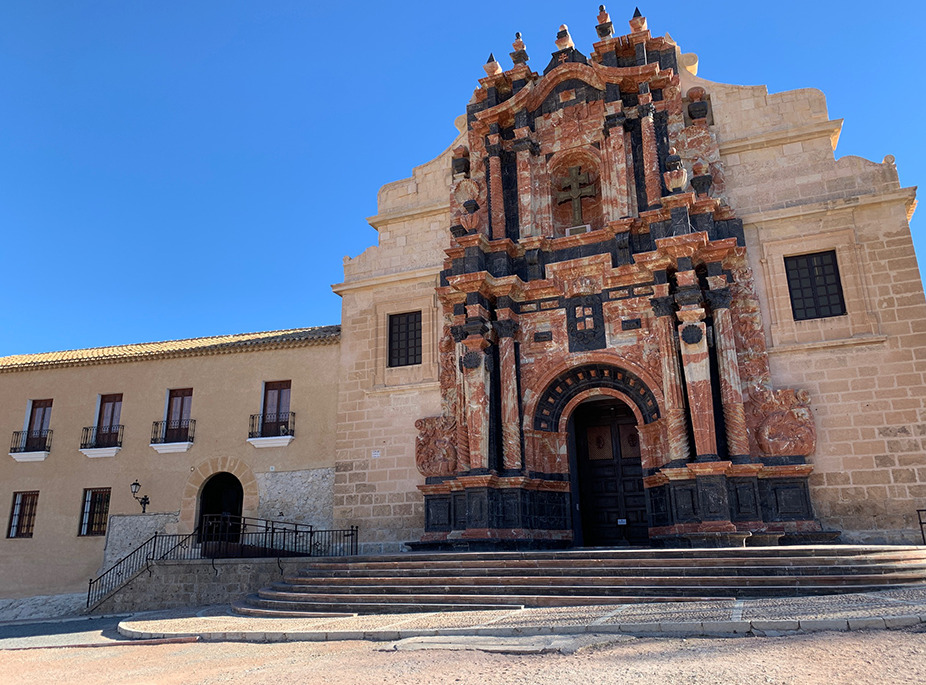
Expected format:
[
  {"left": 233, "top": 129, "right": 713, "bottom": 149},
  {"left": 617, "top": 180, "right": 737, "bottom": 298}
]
[{"left": 1, "top": 9, "right": 924, "bottom": 605}]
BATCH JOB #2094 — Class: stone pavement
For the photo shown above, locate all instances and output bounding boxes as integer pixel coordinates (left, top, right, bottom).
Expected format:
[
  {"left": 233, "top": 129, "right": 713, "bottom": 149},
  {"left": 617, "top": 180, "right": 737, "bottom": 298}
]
[{"left": 113, "top": 586, "right": 926, "bottom": 645}]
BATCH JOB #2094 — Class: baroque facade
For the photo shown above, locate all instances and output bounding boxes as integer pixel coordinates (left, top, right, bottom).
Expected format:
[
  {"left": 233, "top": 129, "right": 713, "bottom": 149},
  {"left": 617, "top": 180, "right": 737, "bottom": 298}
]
[{"left": 1, "top": 8, "right": 924, "bottom": 604}]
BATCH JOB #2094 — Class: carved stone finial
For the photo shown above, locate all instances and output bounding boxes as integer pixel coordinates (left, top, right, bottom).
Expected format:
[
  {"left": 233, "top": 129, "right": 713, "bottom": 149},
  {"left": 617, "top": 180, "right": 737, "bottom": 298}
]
[
  {"left": 555, "top": 24, "right": 574, "bottom": 51},
  {"left": 483, "top": 53, "right": 502, "bottom": 76},
  {"left": 629, "top": 7, "right": 647, "bottom": 32},
  {"left": 690, "top": 159, "right": 713, "bottom": 197},
  {"left": 596, "top": 5, "right": 613, "bottom": 39},
  {"left": 687, "top": 87, "right": 709, "bottom": 121},
  {"left": 663, "top": 147, "right": 688, "bottom": 195},
  {"left": 510, "top": 32, "right": 529, "bottom": 65}
]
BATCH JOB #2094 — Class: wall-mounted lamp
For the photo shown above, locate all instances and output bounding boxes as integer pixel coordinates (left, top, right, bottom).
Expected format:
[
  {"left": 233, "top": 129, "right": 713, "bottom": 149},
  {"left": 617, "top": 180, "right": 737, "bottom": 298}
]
[{"left": 130, "top": 480, "right": 150, "bottom": 513}]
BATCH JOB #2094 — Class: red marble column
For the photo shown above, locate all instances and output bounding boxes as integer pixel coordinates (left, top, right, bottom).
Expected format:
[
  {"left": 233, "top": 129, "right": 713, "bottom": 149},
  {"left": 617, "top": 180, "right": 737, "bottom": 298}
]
[
  {"left": 601, "top": 109, "right": 630, "bottom": 221},
  {"left": 651, "top": 293, "right": 690, "bottom": 463},
  {"left": 495, "top": 319, "right": 522, "bottom": 472},
  {"left": 676, "top": 307, "right": 718, "bottom": 459},
  {"left": 514, "top": 129, "right": 534, "bottom": 238},
  {"left": 461, "top": 336, "right": 491, "bottom": 470},
  {"left": 638, "top": 99, "right": 663, "bottom": 209},
  {"left": 708, "top": 286, "right": 750, "bottom": 458},
  {"left": 486, "top": 133, "right": 506, "bottom": 241}
]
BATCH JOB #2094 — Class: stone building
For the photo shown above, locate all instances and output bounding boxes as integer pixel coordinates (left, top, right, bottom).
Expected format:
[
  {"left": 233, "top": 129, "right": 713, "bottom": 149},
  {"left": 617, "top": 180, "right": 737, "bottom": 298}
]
[{"left": 1, "top": 8, "right": 924, "bottom": 608}]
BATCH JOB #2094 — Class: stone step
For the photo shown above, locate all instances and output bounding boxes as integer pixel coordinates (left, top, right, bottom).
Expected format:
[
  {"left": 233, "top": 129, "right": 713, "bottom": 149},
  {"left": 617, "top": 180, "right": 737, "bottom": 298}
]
[
  {"left": 296, "top": 552, "right": 926, "bottom": 572},
  {"left": 275, "top": 573, "right": 926, "bottom": 592},
  {"left": 285, "top": 563, "right": 926, "bottom": 581},
  {"left": 236, "top": 594, "right": 525, "bottom": 614},
  {"left": 294, "top": 546, "right": 926, "bottom": 565}
]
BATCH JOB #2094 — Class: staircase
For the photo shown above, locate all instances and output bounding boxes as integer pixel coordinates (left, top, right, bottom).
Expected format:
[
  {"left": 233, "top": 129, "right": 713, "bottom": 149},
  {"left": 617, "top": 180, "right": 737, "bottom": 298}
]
[{"left": 232, "top": 545, "right": 926, "bottom": 616}]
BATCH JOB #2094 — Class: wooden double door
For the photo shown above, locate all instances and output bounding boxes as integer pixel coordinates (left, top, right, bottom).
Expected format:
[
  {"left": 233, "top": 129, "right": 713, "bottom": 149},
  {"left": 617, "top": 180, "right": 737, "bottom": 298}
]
[{"left": 571, "top": 399, "right": 649, "bottom": 546}]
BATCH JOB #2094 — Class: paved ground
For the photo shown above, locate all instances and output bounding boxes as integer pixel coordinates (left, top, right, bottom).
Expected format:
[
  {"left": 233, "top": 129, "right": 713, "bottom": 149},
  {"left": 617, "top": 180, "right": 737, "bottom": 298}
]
[
  {"left": 2, "top": 586, "right": 926, "bottom": 651},
  {"left": 1, "top": 626, "right": 925, "bottom": 684}
]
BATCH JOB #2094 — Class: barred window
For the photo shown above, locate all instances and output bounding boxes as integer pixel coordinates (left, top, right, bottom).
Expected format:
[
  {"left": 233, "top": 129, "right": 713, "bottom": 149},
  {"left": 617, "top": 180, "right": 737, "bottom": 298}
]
[
  {"left": 784, "top": 251, "right": 847, "bottom": 321},
  {"left": 79, "top": 488, "right": 110, "bottom": 537},
  {"left": 7, "top": 491, "right": 38, "bottom": 538},
  {"left": 388, "top": 311, "right": 422, "bottom": 367}
]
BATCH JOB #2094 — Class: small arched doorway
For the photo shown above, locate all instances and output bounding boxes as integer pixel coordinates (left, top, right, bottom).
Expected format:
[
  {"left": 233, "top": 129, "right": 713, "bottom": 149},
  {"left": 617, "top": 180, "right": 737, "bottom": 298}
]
[
  {"left": 568, "top": 398, "right": 648, "bottom": 546},
  {"left": 198, "top": 472, "right": 243, "bottom": 541}
]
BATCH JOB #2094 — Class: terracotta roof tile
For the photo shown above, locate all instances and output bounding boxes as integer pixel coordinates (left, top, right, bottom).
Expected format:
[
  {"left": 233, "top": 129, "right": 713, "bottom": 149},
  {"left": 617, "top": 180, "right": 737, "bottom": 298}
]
[{"left": 0, "top": 325, "right": 340, "bottom": 372}]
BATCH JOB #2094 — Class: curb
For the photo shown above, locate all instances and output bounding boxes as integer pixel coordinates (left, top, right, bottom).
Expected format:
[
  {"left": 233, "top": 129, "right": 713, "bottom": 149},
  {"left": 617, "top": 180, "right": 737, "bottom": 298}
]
[{"left": 117, "top": 614, "right": 926, "bottom": 643}]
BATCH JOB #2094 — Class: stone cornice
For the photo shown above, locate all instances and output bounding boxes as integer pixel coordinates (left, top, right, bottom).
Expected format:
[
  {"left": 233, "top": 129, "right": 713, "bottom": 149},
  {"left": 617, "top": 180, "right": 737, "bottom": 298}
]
[
  {"left": 366, "top": 201, "right": 450, "bottom": 231},
  {"left": 738, "top": 187, "right": 917, "bottom": 225},
  {"left": 332, "top": 266, "right": 442, "bottom": 295},
  {"left": 718, "top": 119, "right": 843, "bottom": 156}
]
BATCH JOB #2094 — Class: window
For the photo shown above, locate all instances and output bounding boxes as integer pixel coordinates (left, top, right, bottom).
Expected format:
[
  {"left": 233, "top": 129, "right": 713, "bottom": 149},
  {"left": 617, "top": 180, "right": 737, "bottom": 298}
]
[
  {"left": 261, "top": 380, "right": 292, "bottom": 437},
  {"left": 7, "top": 491, "right": 38, "bottom": 538},
  {"left": 79, "top": 488, "right": 110, "bottom": 536},
  {"left": 25, "top": 399, "right": 52, "bottom": 452},
  {"left": 96, "top": 394, "right": 123, "bottom": 448},
  {"left": 784, "top": 251, "right": 847, "bottom": 321},
  {"left": 388, "top": 311, "right": 422, "bottom": 367},
  {"left": 165, "top": 388, "right": 193, "bottom": 442}
]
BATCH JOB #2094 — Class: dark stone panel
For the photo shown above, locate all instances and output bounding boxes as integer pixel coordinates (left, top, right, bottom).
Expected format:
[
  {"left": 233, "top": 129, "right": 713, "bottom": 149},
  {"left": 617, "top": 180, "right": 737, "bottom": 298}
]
[
  {"left": 535, "top": 77, "right": 602, "bottom": 118},
  {"left": 691, "top": 212, "right": 714, "bottom": 235},
  {"left": 424, "top": 495, "right": 452, "bottom": 532},
  {"left": 728, "top": 478, "right": 761, "bottom": 521},
  {"left": 647, "top": 484, "right": 672, "bottom": 527},
  {"left": 670, "top": 206, "right": 691, "bottom": 235},
  {"left": 600, "top": 51, "right": 618, "bottom": 68},
  {"left": 621, "top": 92, "right": 639, "bottom": 108},
  {"left": 622, "top": 318, "right": 642, "bottom": 331},
  {"left": 452, "top": 493, "right": 467, "bottom": 530},
  {"left": 501, "top": 149, "right": 520, "bottom": 241},
  {"left": 605, "top": 82, "right": 621, "bottom": 102},
  {"left": 533, "top": 331, "right": 553, "bottom": 342},
  {"left": 712, "top": 219, "right": 746, "bottom": 246},
  {"left": 634, "top": 43, "right": 646, "bottom": 66},
  {"left": 542, "top": 47, "right": 589, "bottom": 75},
  {"left": 501, "top": 489, "right": 523, "bottom": 529},
  {"left": 632, "top": 231, "right": 655, "bottom": 253},
  {"left": 628, "top": 116, "right": 649, "bottom": 212},
  {"left": 617, "top": 52, "right": 636, "bottom": 68},
  {"left": 670, "top": 483, "right": 700, "bottom": 523},
  {"left": 466, "top": 291, "right": 490, "bottom": 309},
  {"left": 453, "top": 303, "right": 466, "bottom": 317},
  {"left": 464, "top": 244, "right": 486, "bottom": 275},
  {"left": 659, "top": 49, "right": 678, "bottom": 72},
  {"left": 489, "top": 251, "right": 510, "bottom": 278},
  {"left": 759, "top": 478, "right": 814, "bottom": 521},
  {"left": 654, "top": 111, "right": 671, "bottom": 198},
  {"left": 565, "top": 294, "right": 607, "bottom": 353},
  {"left": 696, "top": 475, "right": 730, "bottom": 521},
  {"left": 613, "top": 230, "right": 632, "bottom": 266},
  {"left": 466, "top": 488, "right": 490, "bottom": 528}
]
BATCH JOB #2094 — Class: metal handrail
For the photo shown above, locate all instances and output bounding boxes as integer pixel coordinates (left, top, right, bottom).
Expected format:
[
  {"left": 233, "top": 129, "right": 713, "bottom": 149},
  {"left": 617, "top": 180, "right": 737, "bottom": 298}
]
[
  {"left": 87, "top": 517, "right": 359, "bottom": 609},
  {"left": 150, "top": 419, "right": 196, "bottom": 444},
  {"left": 248, "top": 412, "right": 295, "bottom": 438},
  {"left": 80, "top": 425, "right": 124, "bottom": 449},
  {"left": 10, "top": 429, "right": 52, "bottom": 453},
  {"left": 918, "top": 509, "right": 926, "bottom": 545}
]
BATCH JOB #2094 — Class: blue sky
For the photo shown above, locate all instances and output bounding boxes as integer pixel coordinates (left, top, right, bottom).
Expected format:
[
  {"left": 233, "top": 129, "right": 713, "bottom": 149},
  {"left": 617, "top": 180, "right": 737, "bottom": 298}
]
[{"left": 1, "top": 1, "right": 923, "bottom": 357}]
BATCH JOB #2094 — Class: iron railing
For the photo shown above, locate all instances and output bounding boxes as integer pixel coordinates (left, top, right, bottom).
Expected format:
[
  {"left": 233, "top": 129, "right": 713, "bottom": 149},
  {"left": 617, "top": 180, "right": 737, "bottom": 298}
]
[
  {"left": 87, "top": 529, "right": 200, "bottom": 607},
  {"left": 86, "top": 515, "right": 359, "bottom": 609},
  {"left": 81, "top": 425, "right": 124, "bottom": 449},
  {"left": 918, "top": 509, "right": 926, "bottom": 545},
  {"left": 150, "top": 419, "right": 196, "bottom": 444},
  {"left": 248, "top": 412, "right": 295, "bottom": 439},
  {"left": 200, "top": 514, "right": 358, "bottom": 558},
  {"left": 10, "top": 429, "right": 52, "bottom": 453}
]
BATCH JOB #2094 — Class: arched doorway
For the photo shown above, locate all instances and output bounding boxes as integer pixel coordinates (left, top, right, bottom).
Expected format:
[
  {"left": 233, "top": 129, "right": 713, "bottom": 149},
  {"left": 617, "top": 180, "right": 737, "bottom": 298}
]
[
  {"left": 568, "top": 398, "right": 648, "bottom": 546},
  {"left": 198, "top": 472, "right": 243, "bottom": 542}
]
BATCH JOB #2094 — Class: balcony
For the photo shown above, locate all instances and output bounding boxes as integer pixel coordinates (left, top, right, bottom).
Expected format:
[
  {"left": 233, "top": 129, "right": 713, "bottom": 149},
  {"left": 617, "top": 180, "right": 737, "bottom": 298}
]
[
  {"left": 80, "top": 425, "right": 124, "bottom": 458},
  {"left": 9, "top": 430, "right": 53, "bottom": 462},
  {"left": 150, "top": 419, "right": 196, "bottom": 454},
  {"left": 247, "top": 412, "right": 295, "bottom": 448}
]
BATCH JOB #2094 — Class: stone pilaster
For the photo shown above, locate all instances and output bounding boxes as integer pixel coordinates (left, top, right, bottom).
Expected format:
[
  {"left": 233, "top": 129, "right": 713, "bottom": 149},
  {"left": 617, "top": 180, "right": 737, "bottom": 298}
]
[
  {"left": 650, "top": 292, "right": 689, "bottom": 463},
  {"left": 706, "top": 285, "right": 750, "bottom": 459},
  {"left": 461, "top": 334, "right": 491, "bottom": 471},
  {"left": 486, "top": 134, "right": 507, "bottom": 240},
  {"left": 513, "top": 128, "right": 536, "bottom": 238},
  {"left": 494, "top": 318, "right": 523, "bottom": 472},
  {"left": 638, "top": 100, "right": 662, "bottom": 210},
  {"left": 602, "top": 109, "right": 630, "bottom": 220}
]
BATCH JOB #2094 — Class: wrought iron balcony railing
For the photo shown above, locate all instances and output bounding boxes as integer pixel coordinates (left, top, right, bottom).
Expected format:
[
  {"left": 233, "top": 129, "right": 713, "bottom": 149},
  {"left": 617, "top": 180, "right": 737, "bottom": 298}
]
[
  {"left": 10, "top": 429, "right": 53, "bottom": 453},
  {"left": 249, "top": 412, "right": 295, "bottom": 439},
  {"left": 151, "top": 419, "right": 195, "bottom": 444},
  {"left": 81, "top": 425, "right": 124, "bottom": 449}
]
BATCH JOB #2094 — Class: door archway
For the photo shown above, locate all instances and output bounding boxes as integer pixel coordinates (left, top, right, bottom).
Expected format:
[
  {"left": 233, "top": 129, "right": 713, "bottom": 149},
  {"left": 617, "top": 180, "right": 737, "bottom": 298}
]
[
  {"left": 198, "top": 472, "right": 243, "bottom": 541},
  {"left": 568, "top": 397, "right": 648, "bottom": 546}
]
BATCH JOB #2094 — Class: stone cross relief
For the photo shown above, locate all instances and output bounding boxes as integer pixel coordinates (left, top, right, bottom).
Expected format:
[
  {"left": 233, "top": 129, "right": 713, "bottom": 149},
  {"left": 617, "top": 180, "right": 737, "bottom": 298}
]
[{"left": 556, "top": 165, "right": 596, "bottom": 227}]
